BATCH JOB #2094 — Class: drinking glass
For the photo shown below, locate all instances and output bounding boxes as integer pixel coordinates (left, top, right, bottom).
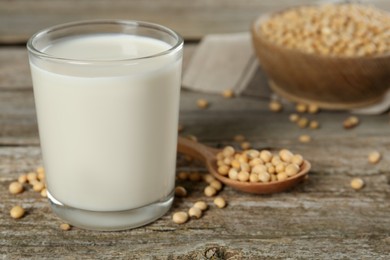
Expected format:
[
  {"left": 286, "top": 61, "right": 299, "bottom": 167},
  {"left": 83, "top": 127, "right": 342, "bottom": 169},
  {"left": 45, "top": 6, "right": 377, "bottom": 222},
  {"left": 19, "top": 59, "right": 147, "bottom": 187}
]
[{"left": 27, "top": 20, "right": 183, "bottom": 231}]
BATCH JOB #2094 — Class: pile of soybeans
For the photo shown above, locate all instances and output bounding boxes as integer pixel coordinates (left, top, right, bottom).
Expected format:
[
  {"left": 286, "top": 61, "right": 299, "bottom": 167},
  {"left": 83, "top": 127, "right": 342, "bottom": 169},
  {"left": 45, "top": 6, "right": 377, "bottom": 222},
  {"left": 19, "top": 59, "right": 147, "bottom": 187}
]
[{"left": 260, "top": 4, "right": 390, "bottom": 57}]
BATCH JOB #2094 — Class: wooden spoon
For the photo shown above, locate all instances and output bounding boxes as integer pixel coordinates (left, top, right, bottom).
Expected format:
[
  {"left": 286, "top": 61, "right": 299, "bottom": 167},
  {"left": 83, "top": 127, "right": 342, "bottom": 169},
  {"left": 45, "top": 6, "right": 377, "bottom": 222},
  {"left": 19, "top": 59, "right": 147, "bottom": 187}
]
[{"left": 177, "top": 136, "right": 311, "bottom": 194}]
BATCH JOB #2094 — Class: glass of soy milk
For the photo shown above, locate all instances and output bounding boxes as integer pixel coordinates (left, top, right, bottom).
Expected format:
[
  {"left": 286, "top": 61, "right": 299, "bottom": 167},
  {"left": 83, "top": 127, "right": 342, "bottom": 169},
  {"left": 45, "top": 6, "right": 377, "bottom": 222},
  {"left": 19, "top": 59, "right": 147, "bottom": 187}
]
[{"left": 27, "top": 20, "right": 183, "bottom": 231}]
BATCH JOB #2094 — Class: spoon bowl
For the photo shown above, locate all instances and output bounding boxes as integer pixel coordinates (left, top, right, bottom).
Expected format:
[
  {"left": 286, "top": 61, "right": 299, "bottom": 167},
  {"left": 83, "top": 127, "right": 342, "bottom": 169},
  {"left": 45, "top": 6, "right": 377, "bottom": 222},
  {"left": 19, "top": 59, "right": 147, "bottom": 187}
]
[{"left": 177, "top": 136, "right": 311, "bottom": 194}]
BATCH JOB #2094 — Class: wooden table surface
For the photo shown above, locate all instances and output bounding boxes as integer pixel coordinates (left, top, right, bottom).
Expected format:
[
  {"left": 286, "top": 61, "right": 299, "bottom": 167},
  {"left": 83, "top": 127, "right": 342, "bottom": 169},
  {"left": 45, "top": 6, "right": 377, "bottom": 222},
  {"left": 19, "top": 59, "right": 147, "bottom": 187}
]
[{"left": 1, "top": 1, "right": 390, "bottom": 259}]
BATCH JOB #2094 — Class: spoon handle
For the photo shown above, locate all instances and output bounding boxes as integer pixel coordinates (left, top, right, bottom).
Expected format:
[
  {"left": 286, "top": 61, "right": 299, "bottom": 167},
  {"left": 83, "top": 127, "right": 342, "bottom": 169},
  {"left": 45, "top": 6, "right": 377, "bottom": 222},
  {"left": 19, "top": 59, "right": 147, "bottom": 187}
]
[{"left": 177, "top": 136, "right": 219, "bottom": 163}]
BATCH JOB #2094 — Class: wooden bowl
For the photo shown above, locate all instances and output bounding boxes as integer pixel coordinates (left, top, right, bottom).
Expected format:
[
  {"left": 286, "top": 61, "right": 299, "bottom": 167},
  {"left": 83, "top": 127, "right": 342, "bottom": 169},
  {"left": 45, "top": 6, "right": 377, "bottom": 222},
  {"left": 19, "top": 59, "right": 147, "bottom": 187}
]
[{"left": 251, "top": 11, "right": 390, "bottom": 109}]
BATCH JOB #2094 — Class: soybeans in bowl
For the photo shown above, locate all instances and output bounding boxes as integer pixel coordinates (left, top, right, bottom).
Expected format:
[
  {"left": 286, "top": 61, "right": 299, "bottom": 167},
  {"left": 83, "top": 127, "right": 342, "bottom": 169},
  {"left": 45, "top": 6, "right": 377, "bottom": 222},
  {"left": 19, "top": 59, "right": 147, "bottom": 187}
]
[{"left": 251, "top": 3, "right": 390, "bottom": 109}]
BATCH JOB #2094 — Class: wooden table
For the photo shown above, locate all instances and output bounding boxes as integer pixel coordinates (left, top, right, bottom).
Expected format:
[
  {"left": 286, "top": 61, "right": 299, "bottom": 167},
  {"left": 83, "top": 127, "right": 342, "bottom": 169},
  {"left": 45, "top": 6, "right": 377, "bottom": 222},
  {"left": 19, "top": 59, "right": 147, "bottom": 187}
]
[{"left": 1, "top": 1, "right": 390, "bottom": 259}]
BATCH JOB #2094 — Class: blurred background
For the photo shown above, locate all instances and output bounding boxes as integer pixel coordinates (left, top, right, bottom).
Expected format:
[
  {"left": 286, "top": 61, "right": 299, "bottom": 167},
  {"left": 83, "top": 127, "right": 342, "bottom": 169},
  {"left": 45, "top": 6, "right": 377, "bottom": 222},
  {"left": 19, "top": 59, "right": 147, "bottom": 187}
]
[{"left": 1, "top": 0, "right": 389, "bottom": 44}]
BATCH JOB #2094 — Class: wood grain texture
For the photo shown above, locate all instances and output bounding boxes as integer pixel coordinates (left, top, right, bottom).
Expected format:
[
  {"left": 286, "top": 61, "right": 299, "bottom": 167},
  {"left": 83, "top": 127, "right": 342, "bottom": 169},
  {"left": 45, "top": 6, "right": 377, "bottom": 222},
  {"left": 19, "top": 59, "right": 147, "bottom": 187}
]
[
  {"left": 1, "top": 2, "right": 390, "bottom": 256},
  {"left": 1, "top": 0, "right": 389, "bottom": 43},
  {"left": 0, "top": 48, "right": 30, "bottom": 89},
  {"left": 1, "top": 87, "right": 390, "bottom": 258}
]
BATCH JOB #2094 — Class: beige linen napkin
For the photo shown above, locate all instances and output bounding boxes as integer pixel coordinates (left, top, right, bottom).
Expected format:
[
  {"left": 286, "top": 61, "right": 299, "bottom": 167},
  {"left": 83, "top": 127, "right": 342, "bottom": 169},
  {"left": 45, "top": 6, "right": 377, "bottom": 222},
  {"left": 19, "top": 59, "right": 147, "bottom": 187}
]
[
  {"left": 183, "top": 32, "right": 390, "bottom": 114},
  {"left": 183, "top": 33, "right": 259, "bottom": 96}
]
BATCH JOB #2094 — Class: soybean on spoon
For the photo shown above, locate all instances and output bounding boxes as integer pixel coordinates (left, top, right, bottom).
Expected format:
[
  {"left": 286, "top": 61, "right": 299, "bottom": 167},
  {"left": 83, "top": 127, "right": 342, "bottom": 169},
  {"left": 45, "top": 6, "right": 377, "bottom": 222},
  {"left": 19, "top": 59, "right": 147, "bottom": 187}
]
[{"left": 177, "top": 136, "right": 311, "bottom": 194}]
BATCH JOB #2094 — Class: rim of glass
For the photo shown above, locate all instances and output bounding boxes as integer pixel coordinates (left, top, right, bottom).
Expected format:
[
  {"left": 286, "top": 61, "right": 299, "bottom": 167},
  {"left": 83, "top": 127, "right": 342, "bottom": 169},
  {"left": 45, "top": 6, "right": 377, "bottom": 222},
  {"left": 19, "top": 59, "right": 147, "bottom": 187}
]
[{"left": 27, "top": 19, "right": 184, "bottom": 63}]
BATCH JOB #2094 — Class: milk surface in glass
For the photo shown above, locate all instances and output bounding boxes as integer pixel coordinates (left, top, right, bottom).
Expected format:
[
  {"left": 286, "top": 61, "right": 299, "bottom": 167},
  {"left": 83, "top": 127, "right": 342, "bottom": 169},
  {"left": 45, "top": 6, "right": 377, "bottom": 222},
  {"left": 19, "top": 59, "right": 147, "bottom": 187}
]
[{"left": 30, "top": 34, "right": 182, "bottom": 214}]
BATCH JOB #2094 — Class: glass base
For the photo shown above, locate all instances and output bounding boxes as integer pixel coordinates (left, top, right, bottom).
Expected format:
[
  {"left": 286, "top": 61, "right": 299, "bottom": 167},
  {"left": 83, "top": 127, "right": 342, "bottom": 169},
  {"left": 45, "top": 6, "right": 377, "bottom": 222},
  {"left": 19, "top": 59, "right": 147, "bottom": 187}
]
[{"left": 47, "top": 190, "right": 174, "bottom": 231}]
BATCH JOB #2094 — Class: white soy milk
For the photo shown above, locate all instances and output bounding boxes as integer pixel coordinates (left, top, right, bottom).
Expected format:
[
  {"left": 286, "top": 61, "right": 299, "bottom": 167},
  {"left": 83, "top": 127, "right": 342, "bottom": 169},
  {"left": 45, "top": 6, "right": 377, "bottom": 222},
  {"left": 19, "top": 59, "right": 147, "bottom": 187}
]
[{"left": 30, "top": 34, "right": 181, "bottom": 212}]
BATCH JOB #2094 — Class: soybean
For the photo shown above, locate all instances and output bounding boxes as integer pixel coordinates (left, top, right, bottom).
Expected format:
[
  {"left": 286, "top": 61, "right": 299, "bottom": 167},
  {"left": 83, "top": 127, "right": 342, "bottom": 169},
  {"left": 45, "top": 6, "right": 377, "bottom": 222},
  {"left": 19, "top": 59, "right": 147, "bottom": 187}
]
[
  {"left": 344, "top": 116, "right": 360, "bottom": 129},
  {"left": 289, "top": 114, "right": 300, "bottom": 123},
  {"left": 26, "top": 172, "right": 38, "bottom": 183},
  {"left": 204, "top": 186, "right": 217, "bottom": 197},
  {"left": 18, "top": 174, "right": 28, "bottom": 184},
  {"left": 240, "top": 142, "right": 251, "bottom": 150},
  {"left": 214, "top": 197, "right": 227, "bottom": 208},
  {"left": 9, "top": 182, "right": 24, "bottom": 194},
  {"left": 285, "top": 164, "right": 300, "bottom": 177},
  {"left": 193, "top": 201, "right": 208, "bottom": 211},
  {"left": 296, "top": 103, "right": 307, "bottom": 113},
  {"left": 228, "top": 168, "right": 239, "bottom": 180},
  {"left": 33, "top": 182, "right": 45, "bottom": 192},
  {"left": 223, "top": 146, "right": 235, "bottom": 157},
  {"left": 269, "top": 100, "right": 283, "bottom": 112},
  {"left": 197, "top": 99, "right": 209, "bottom": 109},
  {"left": 210, "top": 180, "right": 223, "bottom": 191},
  {"left": 237, "top": 171, "right": 250, "bottom": 182},
  {"left": 189, "top": 172, "right": 202, "bottom": 182},
  {"left": 297, "top": 118, "right": 309, "bottom": 128},
  {"left": 217, "top": 165, "right": 229, "bottom": 176},
  {"left": 41, "top": 188, "right": 48, "bottom": 198},
  {"left": 351, "top": 178, "right": 365, "bottom": 190},
  {"left": 368, "top": 151, "right": 381, "bottom": 164},
  {"left": 260, "top": 150, "right": 272, "bottom": 163},
  {"left": 10, "top": 206, "right": 25, "bottom": 219},
  {"left": 222, "top": 89, "right": 235, "bottom": 98},
  {"left": 308, "top": 104, "right": 319, "bottom": 114},
  {"left": 277, "top": 172, "right": 288, "bottom": 181},
  {"left": 309, "top": 120, "right": 320, "bottom": 129},
  {"left": 60, "top": 223, "right": 71, "bottom": 231},
  {"left": 249, "top": 173, "right": 259, "bottom": 183},
  {"left": 175, "top": 186, "right": 187, "bottom": 197},
  {"left": 188, "top": 207, "right": 202, "bottom": 219},
  {"left": 258, "top": 171, "right": 271, "bottom": 183},
  {"left": 292, "top": 154, "right": 304, "bottom": 166},
  {"left": 299, "top": 135, "right": 312, "bottom": 143},
  {"left": 177, "top": 171, "right": 189, "bottom": 181},
  {"left": 172, "top": 212, "right": 189, "bottom": 224},
  {"left": 279, "top": 149, "right": 293, "bottom": 163},
  {"left": 203, "top": 174, "right": 216, "bottom": 184}
]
